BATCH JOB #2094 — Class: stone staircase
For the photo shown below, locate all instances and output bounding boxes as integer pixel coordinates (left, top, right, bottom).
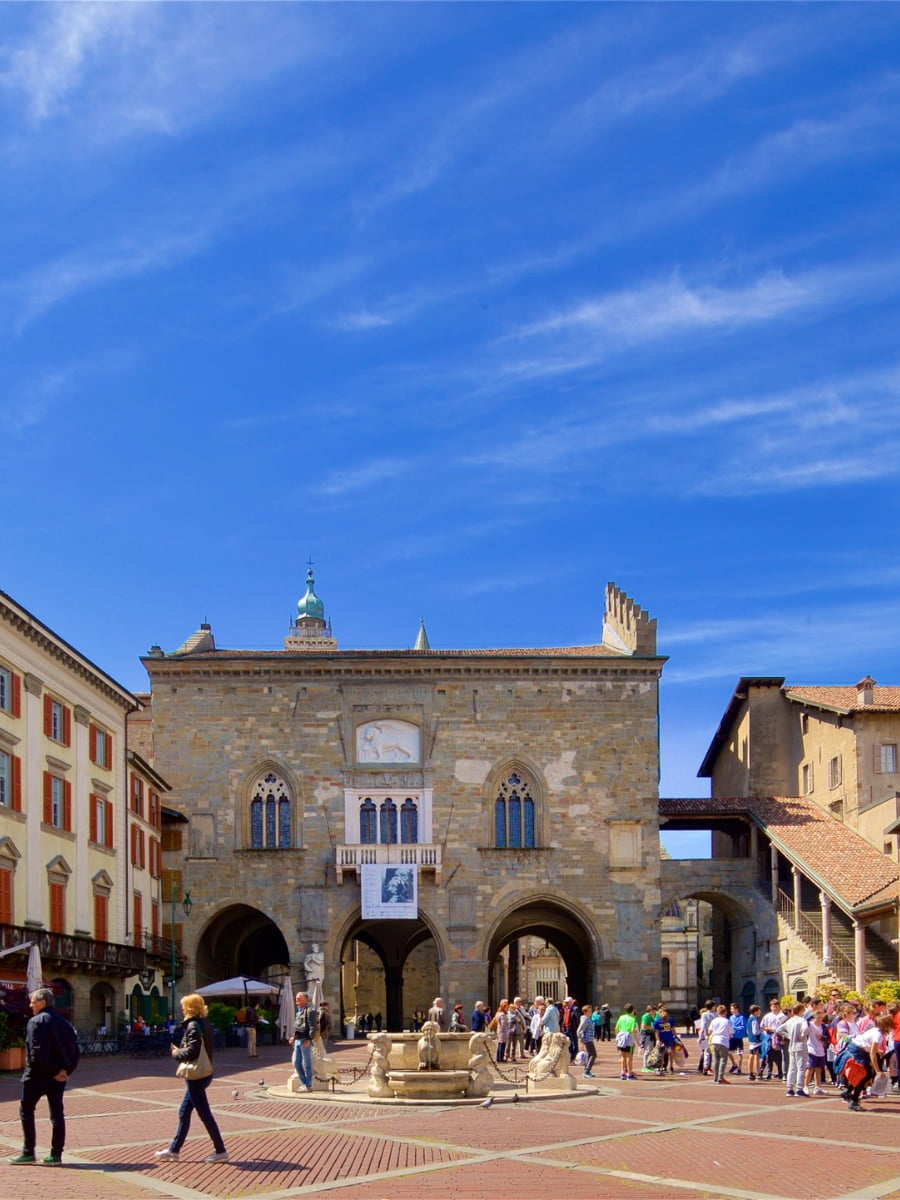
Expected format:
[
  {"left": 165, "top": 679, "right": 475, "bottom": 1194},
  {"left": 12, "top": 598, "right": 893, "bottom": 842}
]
[{"left": 796, "top": 905, "right": 897, "bottom": 986}]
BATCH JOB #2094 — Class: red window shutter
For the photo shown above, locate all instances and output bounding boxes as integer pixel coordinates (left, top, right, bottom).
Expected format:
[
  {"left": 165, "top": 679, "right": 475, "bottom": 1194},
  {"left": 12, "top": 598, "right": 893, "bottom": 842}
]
[
  {"left": 105, "top": 801, "right": 114, "bottom": 848},
  {"left": 105, "top": 732, "right": 112, "bottom": 770},
  {"left": 62, "top": 705, "right": 71, "bottom": 747},
  {"left": 89, "top": 795, "right": 98, "bottom": 842},
  {"left": 63, "top": 780, "right": 72, "bottom": 831},
  {"left": 11, "top": 756, "right": 22, "bottom": 812},
  {"left": 133, "top": 894, "right": 142, "bottom": 947},
  {"left": 49, "top": 882, "right": 65, "bottom": 933},
  {"left": 89, "top": 724, "right": 97, "bottom": 763},
  {"left": 11, "top": 673, "right": 21, "bottom": 719},
  {"left": 151, "top": 901, "right": 159, "bottom": 938},
  {"left": 0, "top": 866, "right": 12, "bottom": 923},
  {"left": 43, "top": 772, "right": 52, "bottom": 824},
  {"left": 43, "top": 695, "right": 52, "bottom": 736},
  {"left": 130, "top": 824, "right": 136, "bottom": 866},
  {"left": 94, "top": 893, "right": 107, "bottom": 942}
]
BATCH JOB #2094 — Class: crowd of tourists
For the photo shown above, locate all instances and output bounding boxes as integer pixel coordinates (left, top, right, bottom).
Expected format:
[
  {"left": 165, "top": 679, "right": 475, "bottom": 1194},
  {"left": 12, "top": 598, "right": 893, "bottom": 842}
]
[{"left": 419, "top": 989, "right": 898, "bottom": 1112}]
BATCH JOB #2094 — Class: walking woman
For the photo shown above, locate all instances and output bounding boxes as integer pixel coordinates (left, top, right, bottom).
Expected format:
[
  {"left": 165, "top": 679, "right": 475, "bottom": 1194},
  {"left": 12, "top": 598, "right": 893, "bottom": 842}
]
[
  {"left": 494, "top": 999, "right": 510, "bottom": 1062},
  {"left": 155, "top": 994, "right": 228, "bottom": 1163}
]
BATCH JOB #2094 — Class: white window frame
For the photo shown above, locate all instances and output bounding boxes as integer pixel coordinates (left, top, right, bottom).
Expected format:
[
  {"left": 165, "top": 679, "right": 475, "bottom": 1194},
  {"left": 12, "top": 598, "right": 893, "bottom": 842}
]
[
  {"left": 828, "top": 755, "right": 842, "bottom": 789},
  {"left": 50, "top": 699, "right": 65, "bottom": 742},
  {"left": 343, "top": 788, "right": 433, "bottom": 845},
  {"left": 0, "top": 666, "right": 11, "bottom": 714},
  {"left": 802, "top": 762, "right": 814, "bottom": 794},
  {"left": 0, "top": 750, "right": 9, "bottom": 808},
  {"left": 50, "top": 776, "right": 64, "bottom": 827},
  {"left": 881, "top": 744, "right": 898, "bottom": 774}
]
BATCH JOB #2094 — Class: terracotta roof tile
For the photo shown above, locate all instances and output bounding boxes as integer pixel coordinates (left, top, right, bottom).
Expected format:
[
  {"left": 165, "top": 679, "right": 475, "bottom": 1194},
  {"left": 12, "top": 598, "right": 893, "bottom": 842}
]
[
  {"left": 659, "top": 795, "right": 899, "bottom": 912},
  {"left": 784, "top": 685, "right": 900, "bottom": 713}
]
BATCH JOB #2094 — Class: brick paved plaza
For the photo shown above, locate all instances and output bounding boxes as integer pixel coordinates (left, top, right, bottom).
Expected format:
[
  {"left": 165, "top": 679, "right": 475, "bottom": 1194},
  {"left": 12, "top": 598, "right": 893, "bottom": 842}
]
[{"left": 2, "top": 1039, "right": 900, "bottom": 1200}]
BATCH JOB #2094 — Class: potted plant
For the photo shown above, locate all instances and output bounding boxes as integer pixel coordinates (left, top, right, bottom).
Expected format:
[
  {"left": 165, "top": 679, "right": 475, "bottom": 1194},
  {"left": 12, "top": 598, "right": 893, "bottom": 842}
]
[{"left": 0, "top": 1010, "right": 26, "bottom": 1071}]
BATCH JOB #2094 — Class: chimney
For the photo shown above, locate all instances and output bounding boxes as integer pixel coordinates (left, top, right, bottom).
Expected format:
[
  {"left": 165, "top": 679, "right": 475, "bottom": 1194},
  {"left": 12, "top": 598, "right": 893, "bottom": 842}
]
[{"left": 856, "top": 676, "right": 876, "bottom": 706}]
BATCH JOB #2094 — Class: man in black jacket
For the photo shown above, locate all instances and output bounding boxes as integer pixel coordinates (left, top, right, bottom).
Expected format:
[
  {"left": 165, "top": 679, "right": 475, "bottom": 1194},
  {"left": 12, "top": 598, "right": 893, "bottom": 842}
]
[{"left": 10, "top": 987, "right": 78, "bottom": 1166}]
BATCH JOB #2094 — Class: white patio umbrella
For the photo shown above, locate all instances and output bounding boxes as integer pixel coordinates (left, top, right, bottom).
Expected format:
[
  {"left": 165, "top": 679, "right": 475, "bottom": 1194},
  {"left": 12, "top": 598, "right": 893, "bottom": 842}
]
[
  {"left": 26, "top": 943, "right": 42, "bottom": 994},
  {"left": 278, "top": 976, "right": 295, "bottom": 1041},
  {"left": 196, "top": 976, "right": 280, "bottom": 1001}
]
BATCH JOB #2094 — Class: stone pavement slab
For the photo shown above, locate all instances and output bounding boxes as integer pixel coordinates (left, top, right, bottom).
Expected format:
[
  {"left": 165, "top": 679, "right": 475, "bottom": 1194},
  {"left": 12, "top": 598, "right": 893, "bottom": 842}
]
[{"left": 1, "top": 1041, "right": 900, "bottom": 1199}]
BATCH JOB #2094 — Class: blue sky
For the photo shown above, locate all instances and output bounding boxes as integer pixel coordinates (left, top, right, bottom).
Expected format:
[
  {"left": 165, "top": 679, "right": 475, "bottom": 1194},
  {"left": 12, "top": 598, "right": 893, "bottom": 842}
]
[{"left": 2, "top": 3, "right": 899, "bottom": 853}]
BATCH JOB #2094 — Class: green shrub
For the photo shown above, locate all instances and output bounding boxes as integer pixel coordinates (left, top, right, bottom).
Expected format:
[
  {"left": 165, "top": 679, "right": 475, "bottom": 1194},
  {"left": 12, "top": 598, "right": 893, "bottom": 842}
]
[{"left": 206, "top": 1002, "right": 237, "bottom": 1033}]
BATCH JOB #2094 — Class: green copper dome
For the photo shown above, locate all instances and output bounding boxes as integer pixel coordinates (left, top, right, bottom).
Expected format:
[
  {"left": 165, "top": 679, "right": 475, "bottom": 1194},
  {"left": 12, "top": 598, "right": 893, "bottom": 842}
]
[{"left": 297, "top": 568, "right": 325, "bottom": 621}]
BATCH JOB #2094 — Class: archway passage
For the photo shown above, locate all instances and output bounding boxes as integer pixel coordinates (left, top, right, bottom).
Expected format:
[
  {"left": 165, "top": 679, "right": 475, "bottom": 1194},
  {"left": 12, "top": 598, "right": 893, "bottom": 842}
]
[
  {"left": 195, "top": 904, "right": 291, "bottom": 988},
  {"left": 340, "top": 917, "right": 437, "bottom": 1032},
  {"left": 487, "top": 900, "right": 595, "bottom": 1006},
  {"left": 658, "top": 886, "right": 764, "bottom": 1010}
]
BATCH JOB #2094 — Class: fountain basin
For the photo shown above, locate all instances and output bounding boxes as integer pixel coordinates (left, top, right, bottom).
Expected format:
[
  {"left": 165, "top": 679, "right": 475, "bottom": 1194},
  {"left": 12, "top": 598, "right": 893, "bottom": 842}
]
[{"left": 387, "top": 1069, "right": 470, "bottom": 1099}]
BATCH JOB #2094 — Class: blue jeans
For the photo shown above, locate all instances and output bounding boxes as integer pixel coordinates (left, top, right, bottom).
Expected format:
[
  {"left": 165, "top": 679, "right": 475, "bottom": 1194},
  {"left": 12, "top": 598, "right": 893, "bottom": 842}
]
[
  {"left": 171, "top": 1076, "right": 225, "bottom": 1154},
  {"left": 20, "top": 1076, "right": 66, "bottom": 1157},
  {"left": 293, "top": 1038, "right": 312, "bottom": 1088}
]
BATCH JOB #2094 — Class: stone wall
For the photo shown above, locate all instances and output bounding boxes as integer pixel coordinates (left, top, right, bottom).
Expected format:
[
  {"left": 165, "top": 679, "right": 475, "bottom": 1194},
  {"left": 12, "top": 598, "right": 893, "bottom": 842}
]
[{"left": 144, "top": 638, "right": 665, "bottom": 1019}]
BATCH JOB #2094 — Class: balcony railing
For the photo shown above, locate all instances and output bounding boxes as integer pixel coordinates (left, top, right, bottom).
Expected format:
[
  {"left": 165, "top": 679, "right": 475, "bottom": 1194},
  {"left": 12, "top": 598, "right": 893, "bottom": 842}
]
[
  {"left": 0, "top": 922, "right": 147, "bottom": 976},
  {"left": 336, "top": 843, "right": 442, "bottom": 884},
  {"left": 143, "top": 932, "right": 186, "bottom": 974}
]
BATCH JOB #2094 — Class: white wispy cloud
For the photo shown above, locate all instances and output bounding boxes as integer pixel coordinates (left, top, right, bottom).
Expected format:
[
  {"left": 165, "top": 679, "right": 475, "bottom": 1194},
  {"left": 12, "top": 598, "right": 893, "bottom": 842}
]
[
  {"left": 0, "top": 3, "right": 331, "bottom": 143},
  {"left": 495, "top": 259, "right": 900, "bottom": 384},
  {"left": 11, "top": 229, "right": 213, "bottom": 332},
  {"left": 314, "top": 457, "right": 411, "bottom": 498},
  {"left": 664, "top": 599, "right": 900, "bottom": 686}
]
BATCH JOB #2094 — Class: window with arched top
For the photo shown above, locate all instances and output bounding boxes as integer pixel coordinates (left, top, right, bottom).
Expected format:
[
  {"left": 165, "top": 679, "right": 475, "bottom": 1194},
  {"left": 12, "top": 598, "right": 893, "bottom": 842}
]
[
  {"left": 661, "top": 956, "right": 671, "bottom": 988},
  {"left": 249, "top": 771, "right": 292, "bottom": 850},
  {"left": 359, "top": 799, "right": 377, "bottom": 844},
  {"left": 494, "top": 770, "right": 536, "bottom": 848},
  {"left": 400, "top": 797, "right": 418, "bottom": 844},
  {"left": 379, "top": 798, "right": 398, "bottom": 845}
]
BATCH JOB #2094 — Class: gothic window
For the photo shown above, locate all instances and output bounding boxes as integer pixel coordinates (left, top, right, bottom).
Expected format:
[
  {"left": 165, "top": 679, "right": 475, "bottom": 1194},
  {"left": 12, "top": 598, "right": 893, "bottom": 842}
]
[
  {"left": 661, "top": 957, "right": 671, "bottom": 988},
  {"left": 249, "top": 771, "right": 292, "bottom": 850},
  {"left": 359, "top": 799, "right": 377, "bottom": 844},
  {"left": 379, "top": 798, "right": 398, "bottom": 845},
  {"left": 494, "top": 771, "right": 536, "bottom": 848},
  {"left": 400, "top": 797, "right": 418, "bottom": 844}
]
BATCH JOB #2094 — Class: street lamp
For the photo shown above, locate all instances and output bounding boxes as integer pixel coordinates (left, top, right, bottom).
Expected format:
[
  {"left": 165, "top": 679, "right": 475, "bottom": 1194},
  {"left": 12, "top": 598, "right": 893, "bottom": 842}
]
[{"left": 169, "top": 888, "right": 193, "bottom": 1020}]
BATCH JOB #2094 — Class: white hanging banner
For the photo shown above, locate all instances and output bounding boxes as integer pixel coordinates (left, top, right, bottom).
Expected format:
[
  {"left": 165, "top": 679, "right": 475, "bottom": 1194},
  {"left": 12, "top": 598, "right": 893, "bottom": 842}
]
[{"left": 361, "top": 864, "right": 418, "bottom": 919}]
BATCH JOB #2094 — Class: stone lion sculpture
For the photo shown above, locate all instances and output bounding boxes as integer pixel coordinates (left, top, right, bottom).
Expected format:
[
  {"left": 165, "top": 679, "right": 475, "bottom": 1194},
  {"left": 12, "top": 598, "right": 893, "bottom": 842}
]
[
  {"left": 527, "top": 1032, "right": 570, "bottom": 1081},
  {"left": 467, "top": 1030, "right": 493, "bottom": 1096},
  {"left": 417, "top": 1019, "right": 441, "bottom": 1070},
  {"left": 368, "top": 1031, "right": 394, "bottom": 1098}
]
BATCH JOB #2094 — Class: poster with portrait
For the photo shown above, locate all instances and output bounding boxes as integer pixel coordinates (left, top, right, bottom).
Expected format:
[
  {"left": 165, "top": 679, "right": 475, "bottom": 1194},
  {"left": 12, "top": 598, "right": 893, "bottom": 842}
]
[{"left": 361, "top": 864, "right": 418, "bottom": 920}]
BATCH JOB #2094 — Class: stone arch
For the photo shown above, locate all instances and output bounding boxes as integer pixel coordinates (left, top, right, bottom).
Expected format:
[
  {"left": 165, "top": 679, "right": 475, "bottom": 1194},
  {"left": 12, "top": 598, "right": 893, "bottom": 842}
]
[
  {"left": 193, "top": 902, "right": 292, "bottom": 988},
  {"left": 482, "top": 892, "right": 602, "bottom": 1005},
  {"left": 236, "top": 759, "right": 302, "bottom": 851},
  {"left": 658, "top": 883, "right": 773, "bottom": 1007},
  {"left": 336, "top": 904, "right": 446, "bottom": 1032},
  {"left": 484, "top": 757, "right": 547, "bottom": 849}
]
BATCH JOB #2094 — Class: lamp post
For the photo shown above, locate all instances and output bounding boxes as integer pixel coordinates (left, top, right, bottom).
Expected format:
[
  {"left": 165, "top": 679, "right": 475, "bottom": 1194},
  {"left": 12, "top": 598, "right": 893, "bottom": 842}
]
[{"left": 169, "top": 888, "right": 193, "bottom": 1020}]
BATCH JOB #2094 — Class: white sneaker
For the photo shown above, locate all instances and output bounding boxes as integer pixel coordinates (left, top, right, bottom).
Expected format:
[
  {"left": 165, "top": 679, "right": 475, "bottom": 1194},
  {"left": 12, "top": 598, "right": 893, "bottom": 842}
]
[
  {"left": 813, "top": 1087, "right": 826, "bottom": 1095},
  {"left": 204, "top": 1151, "right": 229, "bottom": 1162},
  {"left": 155, "top": 1148, "right": 179, "bottom": 1160}
]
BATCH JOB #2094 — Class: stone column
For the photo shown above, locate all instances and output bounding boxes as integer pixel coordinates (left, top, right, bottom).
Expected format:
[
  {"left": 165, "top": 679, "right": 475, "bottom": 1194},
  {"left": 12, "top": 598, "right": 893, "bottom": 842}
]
[
  {"left": 770, "top": 845, "right": 779, "bottom": 906},
  {"left": 819, "top": 892, "right": 832, "bottom": 966},
  {"left": 749, "top": 822, "right": 759, "bottom": 863},
  {"left": 792, "top": 866, "right": 802, "bottom": 927},
  {"left": 853, "top": 920, "right": 866, "bottom": 994}
]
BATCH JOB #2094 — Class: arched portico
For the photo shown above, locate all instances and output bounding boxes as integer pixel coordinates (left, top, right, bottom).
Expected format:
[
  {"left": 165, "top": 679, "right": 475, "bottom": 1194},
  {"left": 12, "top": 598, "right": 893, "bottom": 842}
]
[
  {"left": 484, "top": 895, "right": 601, "bottom": 1005},
  {"left": 193, "top": 903, "right": 291, "bottom": 989},
  {"left": 338, "top": 909, "right": 445, "bottom": 1032}
]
